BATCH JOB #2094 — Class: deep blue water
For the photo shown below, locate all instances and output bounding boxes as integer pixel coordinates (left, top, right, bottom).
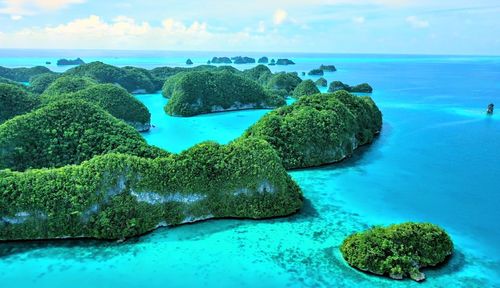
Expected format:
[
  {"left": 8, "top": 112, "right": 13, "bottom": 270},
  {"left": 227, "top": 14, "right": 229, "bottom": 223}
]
[{"left": 0, "top": 50, "right": 499, "bottom": 287}]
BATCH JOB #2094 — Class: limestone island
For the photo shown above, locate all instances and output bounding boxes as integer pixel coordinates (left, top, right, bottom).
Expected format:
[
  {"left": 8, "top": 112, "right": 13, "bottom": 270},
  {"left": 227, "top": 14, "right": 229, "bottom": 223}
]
[
  {"left": 341, "top": 223, "right": 454, "bottom": 282},
  {"left": 164, "top": 70, "right": 285, "bottom": 117},
  {"left": 64, "top": 62, "right": 159, "bottom": 93},
  {"left": 41, "top": 77, "right": 151, "bottom": 132},
  {"left": 244, "top": 91, "right": 382, "bottom": 169},
  {"left": 320, "top": 64, "right": 337, "bottom": 72},
  {"left": 315, "top": 77, "right": 328, "bottom": 87},
  {"left": 186, "top": 59, "right": 193, "bottom": 65},
  {"left": 232, "top": 56, "right": 256, "bottom": 64},
  {"left": 276, "top": 59, "right": 295, "bottom": 65},
  {"left": 308, "top": 69, "right": 324, "bottom": 76},
  {"left": 0, "top": 99, "right": 302, "bottom": 240},
  {"left": 57, "top": 58, "right": 85, "bottom": 66},
  {"left": 269, "top": 59, "right": 276, "bottom": 66},
  {"left": 210, "top": 57, "right": 232, "bottom": 64},
  {"left": 329, "top": 81, "right": 373, "bottom": 93},
  {"left": 258, "top": 57, "right": 269, "bottom": 64},
  {"left": 292, "top": 79, "right": 320, "bottom": 98}
]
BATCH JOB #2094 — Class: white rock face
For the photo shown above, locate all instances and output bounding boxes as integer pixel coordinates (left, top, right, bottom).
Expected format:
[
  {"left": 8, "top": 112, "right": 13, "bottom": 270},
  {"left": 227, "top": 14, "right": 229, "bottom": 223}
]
[{"left": 130, "top": 191, "right": 207, "bottom": 205}]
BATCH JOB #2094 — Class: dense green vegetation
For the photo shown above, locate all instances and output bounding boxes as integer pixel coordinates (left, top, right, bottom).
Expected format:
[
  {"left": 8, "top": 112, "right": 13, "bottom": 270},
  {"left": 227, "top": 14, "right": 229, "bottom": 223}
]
[
  {"left": 292, "top": 80, "right": 320, "bottom": 98},
  {"left": 29, "top": 73, "right": 61, "bottom": 94},
  {"left": 65, "top": 62, "right": 157, "bottom": 93},
  {"left": 42, "top": 76, "right": 97, "bottom": 96},
  {"left": 0, "top": 66, "right": 52, "bottom": 82},
  {"left": 315, "top": 77, "right": 328, "bottom": 87},
  {"left": 0, "top": 83, "right": 40, "bottom": 124},
  {"left": 241, "top": 64, "right": 272, "bottom": 84},
  {"left": 165, "top": 71, "right": 285, "bottom": 116},
  {"left": 265, "top": 72, "right": 302, "bottom": 94},
  {"left": 0, "top": 76, "right": 26, "bottom": 88},
  {"left": 329, "top": 81, "right": 373, "bottom": 93},
  {"left": 0, "top": 138, "right": 302, "bottom": 241},
  {"left": 341, "top": 223, "right": 454, "bottom": 281},
  {"left": 244, "top": 91, "right": 382, "bottom": 169},
  {"left": 42, "top": 84, "right": 151, "bottom": 131},
  {"left": 0, "top": 99, "right": 165, "bottom": 171},
  {"left": 57, "top": 58, "right": 85, "bottom": 66}
]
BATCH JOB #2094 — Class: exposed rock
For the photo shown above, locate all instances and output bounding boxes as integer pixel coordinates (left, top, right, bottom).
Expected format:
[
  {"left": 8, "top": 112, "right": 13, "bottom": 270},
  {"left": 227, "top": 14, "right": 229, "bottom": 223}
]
[{"left": 487, "top": 103, "right": 494, "bottom": 115}]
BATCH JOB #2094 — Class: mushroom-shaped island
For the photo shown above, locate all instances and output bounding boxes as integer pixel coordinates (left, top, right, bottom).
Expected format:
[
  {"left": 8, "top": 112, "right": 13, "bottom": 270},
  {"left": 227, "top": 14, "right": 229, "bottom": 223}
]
[{"left": 341, "top": 222, "right": 454, "bottom": 282}]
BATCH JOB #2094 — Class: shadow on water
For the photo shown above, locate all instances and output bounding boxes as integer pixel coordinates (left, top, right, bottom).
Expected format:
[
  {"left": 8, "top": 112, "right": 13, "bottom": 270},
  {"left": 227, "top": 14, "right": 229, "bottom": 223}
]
[{"left": 0, "top": 237, "right": 143, "bottom": 261}]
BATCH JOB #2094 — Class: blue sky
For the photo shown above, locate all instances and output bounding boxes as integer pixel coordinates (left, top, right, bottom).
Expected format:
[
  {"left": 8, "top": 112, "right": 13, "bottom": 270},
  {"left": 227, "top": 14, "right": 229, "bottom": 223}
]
[{"left": 0, "top": 0, "right": 499, "bottom": 55}]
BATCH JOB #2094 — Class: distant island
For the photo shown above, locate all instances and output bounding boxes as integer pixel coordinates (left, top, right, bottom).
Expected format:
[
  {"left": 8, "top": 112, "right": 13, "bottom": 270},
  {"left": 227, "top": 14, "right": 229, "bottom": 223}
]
[
  {"left": 276, "top": 59, "right": 295, "bottom": 65},
  {"left": 232, "top": 56, "right": 256, "bottom": 64},
  {"left": 258, "top": 57, "right": 269, "bottom": 64},
  {"left": 329, "top": 81, "right": 373, "bottom": 93},
  {"left": 164, "top": 70, "right": 285, "bottom": 116},
  {"left": 57, "top": 58, "right": 85, "bottom": 66}
]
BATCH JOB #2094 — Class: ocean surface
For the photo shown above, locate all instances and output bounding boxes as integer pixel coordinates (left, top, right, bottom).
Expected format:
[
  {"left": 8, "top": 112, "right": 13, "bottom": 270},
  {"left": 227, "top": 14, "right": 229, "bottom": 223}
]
[{"left": 0, "top": 50, "right": 499, "bottom": 288}]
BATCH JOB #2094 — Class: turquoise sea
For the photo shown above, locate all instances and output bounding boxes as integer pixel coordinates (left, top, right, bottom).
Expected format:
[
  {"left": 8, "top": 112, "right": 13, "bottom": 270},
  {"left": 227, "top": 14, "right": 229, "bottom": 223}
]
[{"left": 0, "top": 50, "right": 499, "bottom": 287}]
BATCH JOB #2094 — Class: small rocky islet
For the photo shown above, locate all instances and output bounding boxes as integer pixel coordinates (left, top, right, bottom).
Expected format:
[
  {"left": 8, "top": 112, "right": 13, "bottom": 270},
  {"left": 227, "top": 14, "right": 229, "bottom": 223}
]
[{"left": 0, "top": 60, "right": 454, "bottom": 281}]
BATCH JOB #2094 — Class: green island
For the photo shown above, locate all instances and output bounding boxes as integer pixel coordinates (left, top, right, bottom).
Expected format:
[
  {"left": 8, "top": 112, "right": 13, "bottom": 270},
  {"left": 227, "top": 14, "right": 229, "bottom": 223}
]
[
  {"left": 0, "top": 99, "right": 163, "bottom": 171},
  {"left": 308, "top": 69, "right": 324, "bottom": 76},
  {"left": 57, "top": 58, "right": 85, "bottom": 66},
  {"left": 1, "top": 62, "right": 390, "bottom": 249},
  {"left": 164, "top": 70, "right": 285, "bottom": 117},
  {"left": 0, "top": 137, "right": 302, "bottom": 241},
  {"left": 292, "top": 79, "right": 320, "bottom": 98},
  {"left": 329, "top": 81, "right": 373, "bottom": 93},
  {"left": 320, "top": 64, "right": 337, "bottom": 72},
  {"left": 341, "top": 222, "right": 454, "bottom": 282},
  {"left": 315, "top": 77, "right": 328, "bottom": 87},
  {"left": 41, "top": 81, "right": 151, "bottom": 131},
  {"left": 243, "top": 91, "right": 382, "bottom": 169},
  {"left": 64, "top": 62, "right": 158, "bottom": 93}
]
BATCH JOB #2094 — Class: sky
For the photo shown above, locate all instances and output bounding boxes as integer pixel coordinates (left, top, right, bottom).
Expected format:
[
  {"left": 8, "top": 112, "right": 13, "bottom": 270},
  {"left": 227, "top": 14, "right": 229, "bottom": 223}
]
[{"left": 0, "top": 0, "right": 499, "bottom": 55}]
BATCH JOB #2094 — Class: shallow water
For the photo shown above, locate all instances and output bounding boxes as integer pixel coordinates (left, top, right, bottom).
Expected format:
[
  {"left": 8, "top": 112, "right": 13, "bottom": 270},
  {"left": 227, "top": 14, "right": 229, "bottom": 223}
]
[{"left": 0, "top": 51, "right": 499, "bottom": 287}]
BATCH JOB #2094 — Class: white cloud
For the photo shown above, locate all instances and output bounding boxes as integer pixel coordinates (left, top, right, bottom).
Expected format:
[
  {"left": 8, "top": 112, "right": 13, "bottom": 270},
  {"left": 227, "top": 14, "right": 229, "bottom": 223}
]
[
  {"left": 0, "top": 15, "right": 298, "bottom": 51},
  {"left": 352, "top": 16, "right": 365, "bottom": 24},
  {"left": 0, "top": 0, "right": 85, "bottom": 17},
  {"left": 11, "top": 14, "right": 22, "bottom": 20},
  {"left": 406, "top": 16, "right": 429, "bottom": 28},
  {"left": 273, "top": 9, "right": 288, "bottom": 25}
]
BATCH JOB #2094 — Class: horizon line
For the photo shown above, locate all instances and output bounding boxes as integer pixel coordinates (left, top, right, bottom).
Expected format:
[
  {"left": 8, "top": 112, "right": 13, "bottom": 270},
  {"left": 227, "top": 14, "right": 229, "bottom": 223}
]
[{"left": 0, "top": 48, "right": 498, "bottom": 58}]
